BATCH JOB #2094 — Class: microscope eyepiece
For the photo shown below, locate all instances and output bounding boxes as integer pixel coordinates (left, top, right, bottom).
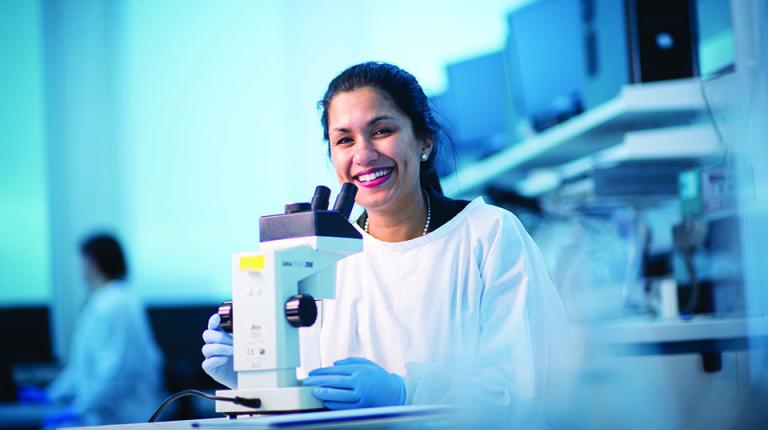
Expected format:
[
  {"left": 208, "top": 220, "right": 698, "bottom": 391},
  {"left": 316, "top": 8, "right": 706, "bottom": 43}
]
[
  {"left": 310, "top": 186, "right": 331, "bottom": 211},
  {"left": 332, "top": 183, "right": 357, "bottom": 220}
]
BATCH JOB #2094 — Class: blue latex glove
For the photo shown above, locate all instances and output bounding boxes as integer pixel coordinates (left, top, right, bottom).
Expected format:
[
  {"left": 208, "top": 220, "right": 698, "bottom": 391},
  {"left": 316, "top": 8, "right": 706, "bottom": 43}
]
[
  {"left": 201, "top": 313, "right": 236, "bottom": 388},
  {"left": 43, "top": 406, "right": 80, "bottom": 428},
  {"left": 303, "top": 357, "right": 405, "bottom": 410},
  {"left": 17, "top": 384, "right": 50, "bottom": 404}
]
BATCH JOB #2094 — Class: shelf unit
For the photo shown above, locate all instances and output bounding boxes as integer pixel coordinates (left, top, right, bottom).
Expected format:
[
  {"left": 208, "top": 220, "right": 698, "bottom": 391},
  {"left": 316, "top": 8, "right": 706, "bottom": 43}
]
[
  {"left": 442, "top": 77, "right": 713, "bottom": 198},
  {"left": 585, "top": 315, "right": 768, "bottom": 355},
  {"left": 516, "top": 122, "right": 722, "bottom": 197}
]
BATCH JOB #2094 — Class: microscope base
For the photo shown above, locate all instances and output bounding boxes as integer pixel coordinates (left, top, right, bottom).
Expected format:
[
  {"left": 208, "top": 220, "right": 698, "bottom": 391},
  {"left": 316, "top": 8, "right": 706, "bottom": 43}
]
[{"left": 215, "top": 386, "right": 323, "bottom": 415}]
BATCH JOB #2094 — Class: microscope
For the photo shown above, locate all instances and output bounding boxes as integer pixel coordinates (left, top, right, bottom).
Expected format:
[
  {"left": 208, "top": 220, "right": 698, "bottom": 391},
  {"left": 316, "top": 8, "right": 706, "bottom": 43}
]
[{"left": 214, "top": 183, "right": 362, "bottom": 416}]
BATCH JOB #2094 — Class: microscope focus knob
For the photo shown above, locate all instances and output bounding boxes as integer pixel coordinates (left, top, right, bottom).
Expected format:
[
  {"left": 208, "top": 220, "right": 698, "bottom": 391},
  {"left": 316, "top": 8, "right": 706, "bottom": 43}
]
[
  {"left": 218, "top": 300, "right": 234, "bottom": 333},
  {"left": 284, "top": 294, "right": 317, "bottom": 327}
]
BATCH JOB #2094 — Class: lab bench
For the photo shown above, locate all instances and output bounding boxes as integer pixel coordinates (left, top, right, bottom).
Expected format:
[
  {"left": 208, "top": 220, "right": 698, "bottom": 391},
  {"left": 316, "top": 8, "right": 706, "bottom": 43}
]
[{"left": 65, "top": 405, "right": 454, "bottom": 430}]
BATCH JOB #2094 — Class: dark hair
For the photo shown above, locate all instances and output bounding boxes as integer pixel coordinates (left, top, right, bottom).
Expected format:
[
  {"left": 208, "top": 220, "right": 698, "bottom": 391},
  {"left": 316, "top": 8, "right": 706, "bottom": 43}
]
[
  {"left": 320, "top": 62, "right": 449, "bottom": 194},
  {"left": 80, "top": 233, "right": 128, "bottom": 281}
]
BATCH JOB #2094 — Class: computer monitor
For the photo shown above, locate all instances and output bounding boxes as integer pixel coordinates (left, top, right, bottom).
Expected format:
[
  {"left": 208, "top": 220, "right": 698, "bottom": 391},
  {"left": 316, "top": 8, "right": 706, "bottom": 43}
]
[
  {"left": 146, "top": 304, "right": 223, "bottom": 419},
  {"left": 505, "top": 0, "right": 587, "bottom": 131},
  {"left": 445, "top": 52, "right": 513, "bottom": 144},
  {"left": 0, "top": 306, "right": 53, "bottom": 365},
  {"left": 434, "top": 51, "right": 517, "bottom": 165},
  {"left": 0, "top": 306, "right": 53, "bottom": 401},
  {"left": 147, "top": 304, "right": 220, "bottom": 388}
]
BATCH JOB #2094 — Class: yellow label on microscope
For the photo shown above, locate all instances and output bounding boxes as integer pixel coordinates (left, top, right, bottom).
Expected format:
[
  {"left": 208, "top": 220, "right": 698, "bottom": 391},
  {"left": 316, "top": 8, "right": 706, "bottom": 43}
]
[{"left": 239, "top": 255, "right": 265, "bottom": 271}]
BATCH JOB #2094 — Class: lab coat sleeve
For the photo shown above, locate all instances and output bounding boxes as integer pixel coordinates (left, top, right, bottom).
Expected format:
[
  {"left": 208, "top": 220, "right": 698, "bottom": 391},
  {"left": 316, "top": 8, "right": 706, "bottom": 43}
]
[
  {"left": 404, "top": 211, "right": 559, "bottom": 424},
  {"left": 71, "top": 302, "right": 150, "bottom": 417}
]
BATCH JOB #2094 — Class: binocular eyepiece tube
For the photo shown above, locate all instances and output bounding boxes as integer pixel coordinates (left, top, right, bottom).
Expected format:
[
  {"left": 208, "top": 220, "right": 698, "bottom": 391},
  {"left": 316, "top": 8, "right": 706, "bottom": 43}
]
[
  {"left": 332, "top": 183, "right": 357, "bottom": 220},
  {"left": 310, "top": 186, "right": 331, "bottom": 211}
]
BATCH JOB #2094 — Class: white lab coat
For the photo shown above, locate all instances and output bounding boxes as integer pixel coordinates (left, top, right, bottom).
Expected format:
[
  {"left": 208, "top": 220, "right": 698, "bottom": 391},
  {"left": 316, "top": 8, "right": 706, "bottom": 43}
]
[
  {"left": 48, "top": 281, "right": 162, "bottom": 425},
  {"left": 301, "top": 197, "right": 569, "bottom": 424}
]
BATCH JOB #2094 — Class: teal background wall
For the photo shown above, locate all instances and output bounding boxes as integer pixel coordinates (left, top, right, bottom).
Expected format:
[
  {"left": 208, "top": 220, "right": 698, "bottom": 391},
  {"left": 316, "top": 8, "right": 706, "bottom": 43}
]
[{"left": 0, "top": 0, "right": 532, "bottom": 311}]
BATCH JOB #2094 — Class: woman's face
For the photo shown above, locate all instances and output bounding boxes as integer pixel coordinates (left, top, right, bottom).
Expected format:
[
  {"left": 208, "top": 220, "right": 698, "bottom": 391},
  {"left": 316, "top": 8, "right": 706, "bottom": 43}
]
[
  {"left": 80, "top": 256, "right": 101, "bottom": 290},
  {"left": 328, "top": 87, "right": 430, "bottom": 212}
]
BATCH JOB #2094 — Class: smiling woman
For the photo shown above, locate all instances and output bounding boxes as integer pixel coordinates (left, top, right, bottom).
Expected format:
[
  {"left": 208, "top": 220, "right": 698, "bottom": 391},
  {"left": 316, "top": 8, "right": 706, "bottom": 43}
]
[
  {"left": 327, "top": 88, "right": 431, "bottom": 241},
  {"left": 319, "top": 62, "right": 453, "bottom": 243},
  {"left": 201, "top": 62, "right": 570, "bottom": 425}
]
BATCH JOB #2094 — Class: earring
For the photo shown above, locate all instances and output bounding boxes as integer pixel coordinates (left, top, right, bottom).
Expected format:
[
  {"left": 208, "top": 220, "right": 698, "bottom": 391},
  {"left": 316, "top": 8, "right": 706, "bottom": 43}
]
[{"left": 421, "top": 152, "right": 429, "bottom": 161}]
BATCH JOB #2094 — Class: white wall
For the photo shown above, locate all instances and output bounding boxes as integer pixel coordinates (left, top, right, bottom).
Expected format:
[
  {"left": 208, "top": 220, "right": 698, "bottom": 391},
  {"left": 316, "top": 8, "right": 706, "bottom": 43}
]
[{"left": 0, "top": 0, "right": 49, "bottom": 305}]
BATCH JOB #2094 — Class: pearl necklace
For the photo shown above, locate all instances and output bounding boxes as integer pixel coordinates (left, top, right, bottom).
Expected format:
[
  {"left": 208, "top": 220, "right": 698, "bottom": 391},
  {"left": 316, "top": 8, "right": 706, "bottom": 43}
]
[{"left": 364, "top": 191, "right": 431, "bottom": 237}]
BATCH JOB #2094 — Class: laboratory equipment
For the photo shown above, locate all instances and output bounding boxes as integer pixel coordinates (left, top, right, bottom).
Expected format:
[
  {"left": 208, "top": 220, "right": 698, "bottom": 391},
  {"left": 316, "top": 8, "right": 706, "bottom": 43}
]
[
  {"left": 214, "top": 184, "right": 363, "bottom": 416},
  {"left": 504, "top": 0, "right": 698, "bottom": 133}
]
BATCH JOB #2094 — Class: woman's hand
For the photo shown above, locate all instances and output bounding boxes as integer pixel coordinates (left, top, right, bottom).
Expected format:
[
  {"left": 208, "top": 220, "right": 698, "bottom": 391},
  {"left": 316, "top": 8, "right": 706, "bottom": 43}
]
[
  {"left": 303, "top": 357, "right": 405, "bottom": 410},
  {"left": 201, "top": 313, "right": 236, "bottom": 389}
]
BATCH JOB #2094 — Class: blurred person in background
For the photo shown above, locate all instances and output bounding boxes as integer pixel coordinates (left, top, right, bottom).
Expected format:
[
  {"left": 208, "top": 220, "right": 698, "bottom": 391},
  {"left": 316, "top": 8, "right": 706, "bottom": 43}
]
[{"left": 19, "top": 233, "right": 163, "bottom": 428}]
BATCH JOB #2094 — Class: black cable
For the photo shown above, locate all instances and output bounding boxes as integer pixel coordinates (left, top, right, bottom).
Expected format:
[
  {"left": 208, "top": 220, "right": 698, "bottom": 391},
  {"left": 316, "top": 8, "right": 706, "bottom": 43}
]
[
  {"left": 698, "top": 75, "right": 726, "bottom": 159},
  {"left": 148, "top": 389, "right": 261, "bottom": 423},
  {"left": 682, "top": 251, "right": 700, "bottom": 315},
  {"left": 673, "top": 218, "right": 706, "bottom": 315}
]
